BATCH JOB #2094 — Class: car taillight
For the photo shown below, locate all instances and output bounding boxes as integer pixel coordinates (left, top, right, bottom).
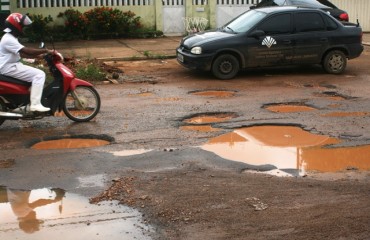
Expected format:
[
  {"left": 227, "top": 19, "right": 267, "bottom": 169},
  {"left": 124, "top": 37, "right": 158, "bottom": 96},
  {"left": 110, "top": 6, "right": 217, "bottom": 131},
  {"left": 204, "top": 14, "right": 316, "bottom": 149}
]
[{"left": 339, "top": 13, "right": 349, "bottom": 22}]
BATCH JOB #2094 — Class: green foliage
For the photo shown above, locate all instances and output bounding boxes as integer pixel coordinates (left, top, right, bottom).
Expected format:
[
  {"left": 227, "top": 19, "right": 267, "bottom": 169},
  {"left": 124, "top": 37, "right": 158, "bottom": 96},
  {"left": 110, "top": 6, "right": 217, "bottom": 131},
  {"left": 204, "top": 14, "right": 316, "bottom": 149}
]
[
  {"left": 57, "top": 9, "right": 87, "bottom": 39},
  {"left": 21, "top": 8, "right": 161, "bottom": 42},
  {"left": 75, "top": 64, "right": 106, "bottom": 82},
  {"left": 23, "top": 14, "right": 53, "bottom": 42}
]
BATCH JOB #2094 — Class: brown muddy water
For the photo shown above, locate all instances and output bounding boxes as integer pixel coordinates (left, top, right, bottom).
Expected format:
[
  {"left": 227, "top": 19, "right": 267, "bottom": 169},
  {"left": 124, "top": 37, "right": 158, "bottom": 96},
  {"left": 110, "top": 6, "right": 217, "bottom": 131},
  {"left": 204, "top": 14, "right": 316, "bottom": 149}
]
[
  {"left": 265, "top": 104, "right": 317, "bottom": 113},
  {"left": 184, "top": 113, "right": 236, "bottom": 124},
  {"left": 31, "top": 139, "right": 110, "bottom": 150},
  {"left": 190, "top": 90, "right": 236, "bottom": 98},
  {"left": 201, "top": 125, "right": 370, "bottom": 177},
  {"left": 0, "top": 187, "right": 152, "bottom": 240}
]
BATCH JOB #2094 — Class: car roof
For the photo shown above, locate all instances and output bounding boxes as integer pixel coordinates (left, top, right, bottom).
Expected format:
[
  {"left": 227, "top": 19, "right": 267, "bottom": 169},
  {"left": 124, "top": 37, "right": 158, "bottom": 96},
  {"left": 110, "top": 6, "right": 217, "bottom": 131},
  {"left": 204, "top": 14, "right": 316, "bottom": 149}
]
[{"left": 255, "top": 5, "right": 324, "bottom": 14}]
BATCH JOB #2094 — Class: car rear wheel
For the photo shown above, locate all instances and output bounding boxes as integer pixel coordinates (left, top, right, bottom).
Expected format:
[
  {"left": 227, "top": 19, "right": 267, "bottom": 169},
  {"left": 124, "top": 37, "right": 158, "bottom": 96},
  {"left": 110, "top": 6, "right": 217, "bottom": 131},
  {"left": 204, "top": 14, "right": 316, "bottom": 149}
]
[
  {"left": 211, "top": 54, "right": 240, "bottom": 80},
  {"left": 323, "top": 50, "right": 347, "bottom": 74}
]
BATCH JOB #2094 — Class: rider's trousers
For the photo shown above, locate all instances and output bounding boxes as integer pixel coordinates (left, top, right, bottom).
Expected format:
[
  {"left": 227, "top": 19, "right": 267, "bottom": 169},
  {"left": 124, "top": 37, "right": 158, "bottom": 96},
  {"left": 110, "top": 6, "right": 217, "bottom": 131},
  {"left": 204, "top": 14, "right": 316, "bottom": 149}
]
[{"left": 1, "top": 62, "right": 46, "bottom": 86}]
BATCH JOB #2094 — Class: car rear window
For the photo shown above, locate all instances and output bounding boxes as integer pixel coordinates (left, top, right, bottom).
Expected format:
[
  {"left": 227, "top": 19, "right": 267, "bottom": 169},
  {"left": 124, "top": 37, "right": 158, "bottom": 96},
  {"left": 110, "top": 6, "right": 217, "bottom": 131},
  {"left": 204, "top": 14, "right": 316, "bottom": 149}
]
[
  {"left": 295, "top": 12, "right": 326, "bottom": 32},
  {"left": 322, "top": 14, "right": 338, "bottom": 30}
]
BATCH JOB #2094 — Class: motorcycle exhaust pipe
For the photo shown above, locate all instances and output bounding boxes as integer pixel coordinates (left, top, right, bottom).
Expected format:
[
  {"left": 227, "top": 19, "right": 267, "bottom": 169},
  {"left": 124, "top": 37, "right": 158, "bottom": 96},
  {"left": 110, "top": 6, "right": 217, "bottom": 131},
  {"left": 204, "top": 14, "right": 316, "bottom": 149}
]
[{"left": 0, "top": 111, "right": 23, "bottom": 118}]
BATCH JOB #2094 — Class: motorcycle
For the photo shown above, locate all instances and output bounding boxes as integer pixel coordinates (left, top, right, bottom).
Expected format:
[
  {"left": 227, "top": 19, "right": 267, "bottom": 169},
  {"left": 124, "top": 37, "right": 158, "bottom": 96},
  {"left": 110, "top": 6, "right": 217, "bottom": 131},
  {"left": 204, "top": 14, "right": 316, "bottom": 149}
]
[{"left": 0, "top": 44, "right": 101, "bottom": 126}]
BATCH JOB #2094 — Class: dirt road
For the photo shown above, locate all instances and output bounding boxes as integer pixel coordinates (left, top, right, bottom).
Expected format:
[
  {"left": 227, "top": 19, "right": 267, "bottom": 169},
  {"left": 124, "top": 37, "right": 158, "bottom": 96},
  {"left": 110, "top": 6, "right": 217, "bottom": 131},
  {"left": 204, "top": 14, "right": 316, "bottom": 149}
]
[{"left": 1, "top": 47, "right": 370, "bottom": 239}]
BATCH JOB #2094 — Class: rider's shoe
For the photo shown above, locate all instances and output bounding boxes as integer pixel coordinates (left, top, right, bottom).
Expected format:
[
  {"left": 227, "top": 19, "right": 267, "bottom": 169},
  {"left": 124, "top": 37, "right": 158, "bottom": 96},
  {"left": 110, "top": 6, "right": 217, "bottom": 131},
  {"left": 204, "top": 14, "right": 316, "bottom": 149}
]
[{"left": 30, "top": 85, "right": 50, "bottom": 112}]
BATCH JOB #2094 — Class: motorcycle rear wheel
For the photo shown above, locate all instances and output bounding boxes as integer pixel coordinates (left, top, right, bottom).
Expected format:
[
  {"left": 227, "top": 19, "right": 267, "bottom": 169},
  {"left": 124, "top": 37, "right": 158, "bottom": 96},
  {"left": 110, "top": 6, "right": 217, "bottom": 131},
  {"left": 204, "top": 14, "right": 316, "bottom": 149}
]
[
  {"left": 63, "top": 86, "right": 100, "bottom": 122},
  {"left": 0, "top": 99, "right": 6, "bottom": 126}
]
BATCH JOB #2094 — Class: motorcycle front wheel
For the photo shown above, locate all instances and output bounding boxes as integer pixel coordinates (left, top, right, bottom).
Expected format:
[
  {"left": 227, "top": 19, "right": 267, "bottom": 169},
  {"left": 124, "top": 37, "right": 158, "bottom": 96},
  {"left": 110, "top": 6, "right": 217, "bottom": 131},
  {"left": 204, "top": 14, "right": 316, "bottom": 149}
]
[{"left": 63, "top": 86, "right": 101, "bottom": 122}]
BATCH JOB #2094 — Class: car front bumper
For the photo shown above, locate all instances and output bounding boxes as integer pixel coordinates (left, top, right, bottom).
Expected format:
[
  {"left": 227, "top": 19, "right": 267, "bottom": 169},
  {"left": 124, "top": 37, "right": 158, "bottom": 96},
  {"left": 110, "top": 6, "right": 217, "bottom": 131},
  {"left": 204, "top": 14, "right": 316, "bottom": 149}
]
[{"left": 176, "top": 48, "right": 214, "bottom": 71}]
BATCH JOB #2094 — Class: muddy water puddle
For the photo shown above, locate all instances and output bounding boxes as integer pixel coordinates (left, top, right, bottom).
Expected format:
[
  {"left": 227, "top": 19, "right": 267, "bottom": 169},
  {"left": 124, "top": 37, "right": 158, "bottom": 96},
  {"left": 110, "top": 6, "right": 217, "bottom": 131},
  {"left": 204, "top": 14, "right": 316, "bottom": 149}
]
[
  {"left": 31, "top": 138, "right": 110, "bottom": 150},
  {"left": 184, "top": 113, "right": 236, "bottom": 124},
  {"left": 264, "top": 104, "right": 316, "bottom": 113},
  {"left": 201, "top": 125, "right": 370, "bottom": 176},
  {"left": 190, "top": 90, "right": 236, "bottom": 98},
  {"left": 0, "top": 187, "right": 152, "bottom": 239}
]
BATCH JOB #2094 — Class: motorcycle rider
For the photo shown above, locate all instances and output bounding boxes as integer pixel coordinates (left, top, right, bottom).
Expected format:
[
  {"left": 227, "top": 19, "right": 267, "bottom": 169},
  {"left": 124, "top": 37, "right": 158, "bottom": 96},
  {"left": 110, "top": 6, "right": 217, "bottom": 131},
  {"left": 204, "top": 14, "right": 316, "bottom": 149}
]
[{"left": 0, "top": 13, "right": 53, "bottom": 112}]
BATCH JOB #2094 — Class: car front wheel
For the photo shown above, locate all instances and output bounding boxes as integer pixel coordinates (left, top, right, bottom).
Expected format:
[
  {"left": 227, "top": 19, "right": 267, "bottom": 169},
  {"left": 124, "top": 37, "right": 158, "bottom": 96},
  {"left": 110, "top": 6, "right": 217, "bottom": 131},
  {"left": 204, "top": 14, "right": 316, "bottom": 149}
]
[
  {"left": 211, "top": 54, "right": 240, "bottom": 80},
  {"left": 323, "top": 50, "right": 347, "bottom": 74}
]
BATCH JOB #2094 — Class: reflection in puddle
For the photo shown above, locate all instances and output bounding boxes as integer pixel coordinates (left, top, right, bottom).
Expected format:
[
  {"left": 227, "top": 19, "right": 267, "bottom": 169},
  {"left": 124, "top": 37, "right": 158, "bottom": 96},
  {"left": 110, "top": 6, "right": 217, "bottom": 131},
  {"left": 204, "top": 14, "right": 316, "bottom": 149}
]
[
  {"left": 0, "top": 187, "right": 152, "bottom": 239},
  {"left": 321, "top": 112, "right": 370, "bottom": 117},
  {"left": 112, "top": 149, "right": 153, "bottom": 157},
  {"left": 32, "top": 138, "right": 110, "bottom": 150},
  {"left": 180, "top": 125, "right": 220, "bottom": 132},
  {"left": 184, "top": 113, "right": 235, "bottom": 124},
  {"left": 201, "top": 126, "right": 370, "bottom": 176},
  {"left": 190, "top": 90, "right": 235, "bottom": 98},
  {"left": 265, "top": 104, "right": 316, "bottom": 113}
]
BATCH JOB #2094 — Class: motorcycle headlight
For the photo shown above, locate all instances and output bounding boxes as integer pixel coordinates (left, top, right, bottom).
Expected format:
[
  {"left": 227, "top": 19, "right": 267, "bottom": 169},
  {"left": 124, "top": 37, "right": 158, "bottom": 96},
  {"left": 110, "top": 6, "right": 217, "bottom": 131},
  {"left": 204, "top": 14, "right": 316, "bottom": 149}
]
[{"left": 191, "top": 46, "right": 202, "bottom": 55}]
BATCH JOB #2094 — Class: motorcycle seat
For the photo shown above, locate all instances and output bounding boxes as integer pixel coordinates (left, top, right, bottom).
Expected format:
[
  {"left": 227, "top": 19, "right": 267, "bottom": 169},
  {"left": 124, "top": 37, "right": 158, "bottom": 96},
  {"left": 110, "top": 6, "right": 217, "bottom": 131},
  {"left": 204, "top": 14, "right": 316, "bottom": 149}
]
[{"left": 0, "top": 74, "right": 32, "bottom": 87}]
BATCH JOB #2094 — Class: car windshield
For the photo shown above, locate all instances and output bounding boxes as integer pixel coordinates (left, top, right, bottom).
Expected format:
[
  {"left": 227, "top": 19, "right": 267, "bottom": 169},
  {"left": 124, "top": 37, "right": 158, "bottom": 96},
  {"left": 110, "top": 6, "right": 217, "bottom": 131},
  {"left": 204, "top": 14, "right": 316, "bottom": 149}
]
[{"left": 224, "top": 10, "right": 267, "bottom": 33}]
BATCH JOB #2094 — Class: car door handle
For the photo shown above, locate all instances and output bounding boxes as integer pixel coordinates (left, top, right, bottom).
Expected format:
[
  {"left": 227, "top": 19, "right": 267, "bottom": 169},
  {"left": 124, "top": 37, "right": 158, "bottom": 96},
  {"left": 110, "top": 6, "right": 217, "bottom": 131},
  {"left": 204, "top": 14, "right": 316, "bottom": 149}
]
[
  {"left": 320, "top": 38, "right": 328, "bottom": 43},
  {"left": 283, "top": 40, "right": 292, "bottom": 45}
]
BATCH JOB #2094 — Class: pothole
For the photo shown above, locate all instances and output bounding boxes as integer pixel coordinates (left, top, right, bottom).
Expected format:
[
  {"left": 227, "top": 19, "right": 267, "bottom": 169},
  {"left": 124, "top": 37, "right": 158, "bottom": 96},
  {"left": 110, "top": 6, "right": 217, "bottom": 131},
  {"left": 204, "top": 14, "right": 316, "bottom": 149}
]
[
  {"left": 314, "top": 91, "right": 354, "bottom": 101},
  {"left": 201, "top": 125, "right": 370, "bottom": 177},
  {"left": 264, "top": 103, "right": 317, "bottom": 113},
  {"left": 0, "top": 187, "right": 152, "bottom": 238},
  {"left": 0, "top": 159, "right": 15, "bottom": 168},
  {"left": 180, "top": 125, "right": 221, "bottom": 132},
  {"left": 30, "top": 135, "right": 113, "bottom": 150},
  {"left": 189, "top": 90, "right": 236, "bottom": 98},
  {"left": 321, "top": 112, "right": 370, "bottom": 117},
  {"left": 183, "top": 113, "right": 237, "bottom": 124}
]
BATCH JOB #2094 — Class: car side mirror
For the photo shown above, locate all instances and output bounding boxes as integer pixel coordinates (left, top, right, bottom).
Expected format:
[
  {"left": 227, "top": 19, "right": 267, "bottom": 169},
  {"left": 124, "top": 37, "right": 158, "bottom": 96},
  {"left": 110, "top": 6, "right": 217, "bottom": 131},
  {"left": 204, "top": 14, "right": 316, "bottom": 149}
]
[
  {"left": 248, "top": 30, "right": 265, "bottom": 38},
  {"left": 250, "top": 6, "right": 256, "bottom": 9}
]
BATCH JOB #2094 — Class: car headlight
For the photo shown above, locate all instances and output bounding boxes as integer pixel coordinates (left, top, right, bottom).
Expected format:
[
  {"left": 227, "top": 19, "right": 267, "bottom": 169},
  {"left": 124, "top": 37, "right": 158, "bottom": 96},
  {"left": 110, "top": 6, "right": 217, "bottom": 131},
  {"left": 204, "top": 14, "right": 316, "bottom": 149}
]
[{"left": 191, "top": 46, "right": 202, "bottom": 55}]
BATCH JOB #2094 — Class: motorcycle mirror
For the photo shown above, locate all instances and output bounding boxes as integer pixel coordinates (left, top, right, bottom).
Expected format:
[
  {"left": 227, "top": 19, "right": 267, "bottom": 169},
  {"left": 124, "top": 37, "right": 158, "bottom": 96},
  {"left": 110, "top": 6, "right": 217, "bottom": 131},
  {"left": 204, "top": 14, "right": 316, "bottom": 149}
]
[{"left": 39, "top": 42, "right": 45, "bottom": 49}]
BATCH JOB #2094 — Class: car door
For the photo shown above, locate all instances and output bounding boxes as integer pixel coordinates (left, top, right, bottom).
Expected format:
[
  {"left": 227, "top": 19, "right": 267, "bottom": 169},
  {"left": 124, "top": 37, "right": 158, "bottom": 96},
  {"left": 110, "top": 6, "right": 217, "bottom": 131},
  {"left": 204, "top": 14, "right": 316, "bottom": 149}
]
[
  {"left": 246, "top": 13, "right": 294, "bottom": 67},
  {"left": 291, "top": 12, "right": 329, "bottom": 64}
]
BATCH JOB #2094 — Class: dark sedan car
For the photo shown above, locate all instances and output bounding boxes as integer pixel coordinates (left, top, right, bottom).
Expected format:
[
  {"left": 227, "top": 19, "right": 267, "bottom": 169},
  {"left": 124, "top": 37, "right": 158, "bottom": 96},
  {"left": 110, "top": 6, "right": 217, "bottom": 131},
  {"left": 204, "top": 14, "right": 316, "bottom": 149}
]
[
  {"left": 176, "top": 6, "right": 363, "bottom": 79},
  {"left": 251, "top": 0, "right": 349, "bottom": 22}
]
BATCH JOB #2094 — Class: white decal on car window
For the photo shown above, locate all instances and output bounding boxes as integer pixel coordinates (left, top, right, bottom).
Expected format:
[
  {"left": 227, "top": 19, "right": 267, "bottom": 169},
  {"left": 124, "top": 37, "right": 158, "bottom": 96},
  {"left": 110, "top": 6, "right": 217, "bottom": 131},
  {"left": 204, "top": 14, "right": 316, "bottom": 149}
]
[{"left": 262, "top": 36, "right": 277, "bottom": 48}]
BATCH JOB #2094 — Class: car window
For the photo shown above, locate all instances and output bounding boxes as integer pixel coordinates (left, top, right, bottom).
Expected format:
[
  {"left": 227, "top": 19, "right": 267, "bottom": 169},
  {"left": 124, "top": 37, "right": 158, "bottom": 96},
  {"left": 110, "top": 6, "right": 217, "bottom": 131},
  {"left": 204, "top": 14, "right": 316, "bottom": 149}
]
[
  {"left": 226, "top": 10, "right": 267, "bottom": 33},
  {"left": 295, "top": 12, "right": 326, "bottom": 32},
  {"left": 322, "top": 13, "right": 338, "bottom": 30},
  {"left": 257, "top": 13, "right": 291, "bottom": 35}
]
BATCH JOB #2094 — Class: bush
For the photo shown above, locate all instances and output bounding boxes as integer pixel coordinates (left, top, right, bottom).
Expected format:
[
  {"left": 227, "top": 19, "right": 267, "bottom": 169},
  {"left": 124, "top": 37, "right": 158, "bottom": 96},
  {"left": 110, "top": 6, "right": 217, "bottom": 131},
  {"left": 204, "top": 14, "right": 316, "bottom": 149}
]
[
  {"left": 19, "top": 8, "right": 152, "bottom": 42},
  {"left": 57, "top": 9, "right": 87, "bottom": 39},
  {"left": 83, "top": 7, "right": 142, "bottom": 39}
]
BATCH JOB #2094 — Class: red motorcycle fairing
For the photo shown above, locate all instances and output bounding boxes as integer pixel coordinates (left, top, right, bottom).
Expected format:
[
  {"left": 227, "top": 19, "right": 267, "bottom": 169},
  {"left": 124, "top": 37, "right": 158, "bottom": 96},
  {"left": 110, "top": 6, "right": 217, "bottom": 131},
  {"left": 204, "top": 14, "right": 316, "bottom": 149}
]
[
  {"left": 70, "top": 78, "right": 93, "bottom": 91},
  {"left": 0, "top": 81, "right": 29, "bottom": 94},
  {"left": 54, "top": 62, "right": 92, "bottom": 93}
]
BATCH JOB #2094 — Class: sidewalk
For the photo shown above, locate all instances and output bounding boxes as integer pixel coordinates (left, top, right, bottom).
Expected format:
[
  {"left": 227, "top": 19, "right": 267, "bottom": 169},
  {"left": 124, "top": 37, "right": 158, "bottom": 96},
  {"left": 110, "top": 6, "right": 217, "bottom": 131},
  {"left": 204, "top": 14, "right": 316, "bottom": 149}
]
[
  {"left": 53, "top": 36, "right": 182, "bottom": 60},
  {"left": 52, "top": 34, "right": 369, "bottom": 60}
]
